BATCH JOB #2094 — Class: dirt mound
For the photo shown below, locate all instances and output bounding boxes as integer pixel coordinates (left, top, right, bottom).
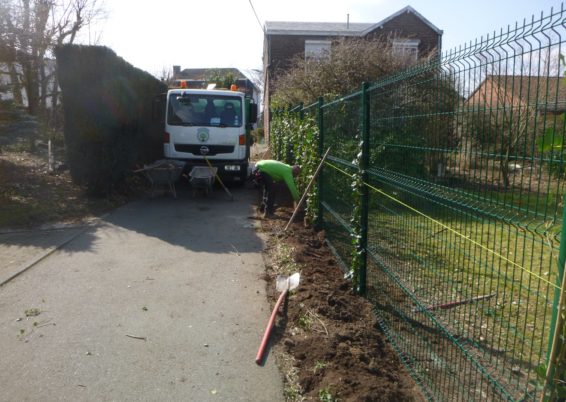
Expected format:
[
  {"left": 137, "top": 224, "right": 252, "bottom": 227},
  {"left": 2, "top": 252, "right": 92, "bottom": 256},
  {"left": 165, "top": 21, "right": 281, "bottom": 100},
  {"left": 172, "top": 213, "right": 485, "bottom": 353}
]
[{"left": 260, "top": 208, "right": 423, "bottom": 401}]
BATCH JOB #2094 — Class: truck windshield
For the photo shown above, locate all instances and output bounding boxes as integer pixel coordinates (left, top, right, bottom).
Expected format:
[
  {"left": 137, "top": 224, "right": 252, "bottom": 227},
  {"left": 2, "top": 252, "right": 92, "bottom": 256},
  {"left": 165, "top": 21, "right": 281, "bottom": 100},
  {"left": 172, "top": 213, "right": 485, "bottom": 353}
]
[{"left": 168, "top": 94, "right": 243, "bottom": 127}]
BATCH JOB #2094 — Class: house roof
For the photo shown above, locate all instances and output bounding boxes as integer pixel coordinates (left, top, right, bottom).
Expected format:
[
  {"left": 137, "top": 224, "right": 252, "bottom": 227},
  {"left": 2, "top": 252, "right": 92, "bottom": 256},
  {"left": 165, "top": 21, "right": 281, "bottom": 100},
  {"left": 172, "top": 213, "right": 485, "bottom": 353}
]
[
  {"left": 468, "top": 75, "right": 566, "bottom": 112},
  {"left": 265, "top": 21, "right": 372, "bottom": 36},
  {"left": 361, "top": 6, "right": 442, "bottom": 36},
  {"left": 265, "top": 6, "right": 442, "bottom": 37}
]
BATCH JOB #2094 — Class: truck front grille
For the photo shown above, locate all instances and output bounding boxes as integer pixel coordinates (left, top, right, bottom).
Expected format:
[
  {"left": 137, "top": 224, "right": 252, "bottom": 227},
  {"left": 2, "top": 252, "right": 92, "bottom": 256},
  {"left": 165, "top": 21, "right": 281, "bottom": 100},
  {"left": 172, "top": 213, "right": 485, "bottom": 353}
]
[{"left": 174, "top": 144, "right": 235, "bottom": 156}]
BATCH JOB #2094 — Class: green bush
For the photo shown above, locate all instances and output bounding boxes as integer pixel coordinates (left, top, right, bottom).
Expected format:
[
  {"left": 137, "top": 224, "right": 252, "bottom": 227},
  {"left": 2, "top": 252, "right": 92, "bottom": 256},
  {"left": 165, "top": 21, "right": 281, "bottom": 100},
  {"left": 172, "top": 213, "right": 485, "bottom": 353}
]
[
  {"left": 270, "top": 109, "right": 319, "bottom": 225},
  {"left": 55, "top": 45, "right": 167, "bottom": 195}
]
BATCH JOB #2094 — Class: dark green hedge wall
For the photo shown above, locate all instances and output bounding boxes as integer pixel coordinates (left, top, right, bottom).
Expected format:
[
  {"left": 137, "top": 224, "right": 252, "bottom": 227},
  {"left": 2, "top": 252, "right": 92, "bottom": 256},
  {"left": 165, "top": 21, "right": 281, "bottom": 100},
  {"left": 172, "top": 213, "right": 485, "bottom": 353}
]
[{"left": 55, "top": 45, "right": 167, "bottom": 194}]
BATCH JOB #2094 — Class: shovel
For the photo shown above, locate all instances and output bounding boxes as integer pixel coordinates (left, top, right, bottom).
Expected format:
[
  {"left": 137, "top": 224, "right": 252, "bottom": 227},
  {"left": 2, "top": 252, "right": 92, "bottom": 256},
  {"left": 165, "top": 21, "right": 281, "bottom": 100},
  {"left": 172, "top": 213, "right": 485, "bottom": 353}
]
[{"left": 255, "top": 273, "right": 300, "bottom": 365}]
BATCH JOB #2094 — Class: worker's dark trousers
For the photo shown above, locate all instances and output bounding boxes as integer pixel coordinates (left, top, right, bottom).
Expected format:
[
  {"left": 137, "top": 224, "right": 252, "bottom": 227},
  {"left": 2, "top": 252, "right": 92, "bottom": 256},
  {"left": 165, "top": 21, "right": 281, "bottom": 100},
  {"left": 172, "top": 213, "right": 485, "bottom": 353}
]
[{"left": 259, "top": 172, "right": 277, "bottom": 214}]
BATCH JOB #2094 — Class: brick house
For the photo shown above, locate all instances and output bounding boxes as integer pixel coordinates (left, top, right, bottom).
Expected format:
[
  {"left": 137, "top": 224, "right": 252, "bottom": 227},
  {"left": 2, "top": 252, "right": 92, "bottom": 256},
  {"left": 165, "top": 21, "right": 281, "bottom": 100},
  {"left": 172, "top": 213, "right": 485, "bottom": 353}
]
[{"left": 262, "top": 5, "right": 443, "bottom": 140}]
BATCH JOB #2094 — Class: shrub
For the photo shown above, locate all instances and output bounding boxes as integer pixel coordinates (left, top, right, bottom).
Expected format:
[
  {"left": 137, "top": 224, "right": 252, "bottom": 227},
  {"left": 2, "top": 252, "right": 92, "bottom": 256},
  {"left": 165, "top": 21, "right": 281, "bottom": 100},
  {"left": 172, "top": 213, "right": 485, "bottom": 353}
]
[{"left": 55, "top": 45, "right": 167, "bottom": 195}]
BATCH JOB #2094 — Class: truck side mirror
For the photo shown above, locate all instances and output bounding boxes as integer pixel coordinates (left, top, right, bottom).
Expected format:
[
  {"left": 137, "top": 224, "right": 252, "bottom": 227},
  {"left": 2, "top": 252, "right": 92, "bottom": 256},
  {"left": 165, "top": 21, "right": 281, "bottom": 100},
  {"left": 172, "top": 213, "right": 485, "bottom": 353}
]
[
  {"left": 249, "top": 103, "right": 258, "bottom": 124},
  {"left": 152, "top": 93, "right": 166, "bottom": 123}
]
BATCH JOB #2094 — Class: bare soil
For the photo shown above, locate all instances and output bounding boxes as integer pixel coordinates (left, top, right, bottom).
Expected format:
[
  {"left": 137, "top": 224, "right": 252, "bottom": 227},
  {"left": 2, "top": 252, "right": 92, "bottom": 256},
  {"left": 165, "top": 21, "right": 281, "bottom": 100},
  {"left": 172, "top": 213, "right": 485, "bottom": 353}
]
[
  {"left": 258, "top": 198, "right": 423, "bottom": 401},
  {"left": 0, "top": 151, "right": 132, "bottom": 229}
]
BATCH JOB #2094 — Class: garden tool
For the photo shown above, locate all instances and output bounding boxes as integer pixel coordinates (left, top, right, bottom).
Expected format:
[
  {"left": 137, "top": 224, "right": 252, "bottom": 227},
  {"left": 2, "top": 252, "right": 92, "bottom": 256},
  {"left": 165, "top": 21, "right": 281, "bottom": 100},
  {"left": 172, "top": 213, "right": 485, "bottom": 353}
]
[{"left": 255, "top": 273, "right": 300, "bottom": 364}]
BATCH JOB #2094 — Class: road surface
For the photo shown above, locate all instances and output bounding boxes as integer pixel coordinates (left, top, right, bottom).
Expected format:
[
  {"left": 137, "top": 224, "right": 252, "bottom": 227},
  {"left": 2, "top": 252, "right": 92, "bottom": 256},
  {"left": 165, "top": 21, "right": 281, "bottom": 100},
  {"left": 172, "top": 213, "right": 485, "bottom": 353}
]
[{"left": 0, "top": 187, "right": 284, "bottom": 401}]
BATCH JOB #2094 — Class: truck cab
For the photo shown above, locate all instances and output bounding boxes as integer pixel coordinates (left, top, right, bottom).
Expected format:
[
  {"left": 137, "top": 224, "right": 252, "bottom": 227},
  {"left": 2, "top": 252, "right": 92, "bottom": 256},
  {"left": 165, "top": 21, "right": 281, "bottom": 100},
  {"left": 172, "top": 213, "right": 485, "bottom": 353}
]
[{"left": 160, "top": 87, "right": 257, "bottom": 182}]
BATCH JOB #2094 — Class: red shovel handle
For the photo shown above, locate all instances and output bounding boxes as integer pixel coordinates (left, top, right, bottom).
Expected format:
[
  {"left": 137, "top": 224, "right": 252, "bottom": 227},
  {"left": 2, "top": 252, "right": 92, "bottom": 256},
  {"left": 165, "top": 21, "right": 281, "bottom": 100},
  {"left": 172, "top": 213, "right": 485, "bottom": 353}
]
[{"left": 255, "top": 289, "right": 288, "bottom": 364}]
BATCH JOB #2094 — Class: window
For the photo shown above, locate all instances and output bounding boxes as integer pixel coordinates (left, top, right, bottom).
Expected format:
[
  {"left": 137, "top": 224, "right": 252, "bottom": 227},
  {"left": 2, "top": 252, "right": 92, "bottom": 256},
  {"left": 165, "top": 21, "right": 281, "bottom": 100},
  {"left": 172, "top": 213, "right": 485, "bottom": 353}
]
[
  {"left": 392, "top": 39, "right": 420, "bottom": 61},
  {"left": 305, "top": 40, "right": 331, "bottom": 61},
  {"left": 168, "top": 94, "right": 242, "bottom": 127}
]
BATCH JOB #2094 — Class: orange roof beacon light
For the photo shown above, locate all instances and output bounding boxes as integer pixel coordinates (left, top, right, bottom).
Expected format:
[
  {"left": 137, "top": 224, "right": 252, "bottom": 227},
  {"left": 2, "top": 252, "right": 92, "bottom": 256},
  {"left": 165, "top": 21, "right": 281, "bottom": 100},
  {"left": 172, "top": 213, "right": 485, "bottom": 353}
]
[
  {"left": 230, "top": 84, "right": 238, "bottom": 91},
  {"left": 180, "top": 80, "right": 187, "bottom": 89}
]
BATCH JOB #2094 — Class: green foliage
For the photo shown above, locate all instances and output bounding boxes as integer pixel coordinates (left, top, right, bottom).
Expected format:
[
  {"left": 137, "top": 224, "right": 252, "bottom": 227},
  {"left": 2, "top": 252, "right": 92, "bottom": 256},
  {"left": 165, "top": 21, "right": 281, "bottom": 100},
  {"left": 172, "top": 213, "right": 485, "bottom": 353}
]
[
  {"left": 537, "top": 115, "right": 566, "bottom": 179},
  {"left": 55, "top": 45, "right": 168, "bottom": 195},
  {"left": 349, "top": 139, "right": 363, "bottom": 290},
  {"left": 370, "top": 71, "right": 459, "bottom": 179},
  {"left": 205, "top": 69, "right": 236, "bottom": 89},
  {"left": 297, "top": 314, "right": 312, "bottom": 331},
  {"left": 273, "top": 37, "right": 421, "bottom": 105},
  {"left": 318, "top": 387, "right": 338, "bottom": 402},
  {"left": 251, "top": 127, "right": 264, "bottom": 144},
  {"left": 313, "top": 361, "right": 327, "bottom": 373},
  {"left": 270, "top": 108, "right": 320, "bottom": 224}
]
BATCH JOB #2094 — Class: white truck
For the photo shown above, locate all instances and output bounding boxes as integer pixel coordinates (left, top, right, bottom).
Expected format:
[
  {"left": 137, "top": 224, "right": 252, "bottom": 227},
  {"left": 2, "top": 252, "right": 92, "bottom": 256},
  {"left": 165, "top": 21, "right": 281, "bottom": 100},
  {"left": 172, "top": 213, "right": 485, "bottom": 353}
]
[{"left": 155, "top": 87, "right": 257, "bottom": 183}]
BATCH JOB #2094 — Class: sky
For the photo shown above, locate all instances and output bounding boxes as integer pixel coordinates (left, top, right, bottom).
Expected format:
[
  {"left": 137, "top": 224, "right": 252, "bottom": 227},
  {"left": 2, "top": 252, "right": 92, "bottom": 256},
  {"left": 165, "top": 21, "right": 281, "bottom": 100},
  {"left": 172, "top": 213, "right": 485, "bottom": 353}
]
[{"left": 82, "top": 0, "right": 563, "bottom": 78}]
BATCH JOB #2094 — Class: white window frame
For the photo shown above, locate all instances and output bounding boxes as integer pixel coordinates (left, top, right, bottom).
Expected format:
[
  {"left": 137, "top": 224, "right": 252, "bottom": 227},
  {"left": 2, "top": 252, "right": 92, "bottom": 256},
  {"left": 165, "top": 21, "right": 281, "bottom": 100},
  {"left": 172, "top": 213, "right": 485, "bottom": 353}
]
[
  {"left": 305, "top": 40, "right": 331, "bottom": 61},
  {"left": 393, "top": 39, "right": 420, "bottom": 61}
]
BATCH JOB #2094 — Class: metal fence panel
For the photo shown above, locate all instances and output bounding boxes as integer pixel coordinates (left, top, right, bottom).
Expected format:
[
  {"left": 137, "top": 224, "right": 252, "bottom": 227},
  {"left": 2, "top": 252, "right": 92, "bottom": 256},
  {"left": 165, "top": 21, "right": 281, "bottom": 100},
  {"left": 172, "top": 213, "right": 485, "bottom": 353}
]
[
  {"left": 325, "top": 5, "right": 565, "bottom": 401},
  {"left": 270, "top": 4, "right": 566, "bottom": 400},
  {"left": 320, "top": 94, "right": 362, "bottom": 270}
]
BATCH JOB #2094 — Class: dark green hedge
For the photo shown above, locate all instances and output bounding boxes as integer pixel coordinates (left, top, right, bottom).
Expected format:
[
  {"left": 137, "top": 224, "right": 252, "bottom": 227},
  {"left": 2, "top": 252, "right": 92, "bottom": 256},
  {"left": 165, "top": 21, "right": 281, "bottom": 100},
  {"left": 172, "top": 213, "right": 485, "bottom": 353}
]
[{"left": 55, "top": 45, "right": 167, "bottom": 194}]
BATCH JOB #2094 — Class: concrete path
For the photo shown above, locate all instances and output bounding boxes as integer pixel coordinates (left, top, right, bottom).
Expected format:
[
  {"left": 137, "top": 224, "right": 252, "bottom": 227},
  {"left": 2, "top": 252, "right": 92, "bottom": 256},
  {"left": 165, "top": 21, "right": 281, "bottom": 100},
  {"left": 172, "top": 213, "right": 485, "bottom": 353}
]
[{"left": 0, "top": 188, "right": 284, "bottom": 401}]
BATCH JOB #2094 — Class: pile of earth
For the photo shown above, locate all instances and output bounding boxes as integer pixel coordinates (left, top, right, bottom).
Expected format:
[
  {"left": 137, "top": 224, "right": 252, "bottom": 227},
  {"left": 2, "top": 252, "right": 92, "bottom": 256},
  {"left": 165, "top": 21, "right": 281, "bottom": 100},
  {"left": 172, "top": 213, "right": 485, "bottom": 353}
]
[{"left": 258, "top": 198, "right": 423, "bottom": 402}]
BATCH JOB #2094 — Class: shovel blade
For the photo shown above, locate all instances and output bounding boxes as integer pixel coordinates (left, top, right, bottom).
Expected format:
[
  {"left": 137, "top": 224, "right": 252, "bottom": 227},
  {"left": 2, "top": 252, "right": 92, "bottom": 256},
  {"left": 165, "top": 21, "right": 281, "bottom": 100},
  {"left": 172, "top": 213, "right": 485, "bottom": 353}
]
[{"left": 276, "top": 273, "right": 300, "bottom": 292}]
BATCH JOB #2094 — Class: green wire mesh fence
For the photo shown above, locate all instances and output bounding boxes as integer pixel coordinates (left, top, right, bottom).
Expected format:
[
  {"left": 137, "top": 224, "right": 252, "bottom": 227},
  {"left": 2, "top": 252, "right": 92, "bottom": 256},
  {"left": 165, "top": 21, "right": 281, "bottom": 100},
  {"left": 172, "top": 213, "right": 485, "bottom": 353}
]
[{"left": 272, "top": 4, "right": 566, "bottom": 401}]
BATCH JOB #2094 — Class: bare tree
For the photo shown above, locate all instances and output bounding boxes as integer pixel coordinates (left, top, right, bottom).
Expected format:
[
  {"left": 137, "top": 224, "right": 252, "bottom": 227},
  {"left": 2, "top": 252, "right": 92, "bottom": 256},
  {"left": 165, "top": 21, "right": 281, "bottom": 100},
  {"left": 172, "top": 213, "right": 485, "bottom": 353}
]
[
  {"left": 272, "top": 37, "right": 420, "bottom": 105},
  {"left": 0, "top": 0, "right": 105, "bottom": 120}
]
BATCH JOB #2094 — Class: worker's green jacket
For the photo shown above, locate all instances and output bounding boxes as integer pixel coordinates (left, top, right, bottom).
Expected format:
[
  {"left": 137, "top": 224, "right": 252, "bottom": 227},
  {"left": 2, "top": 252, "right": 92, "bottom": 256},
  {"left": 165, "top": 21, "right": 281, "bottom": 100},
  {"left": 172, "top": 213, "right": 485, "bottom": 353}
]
[{"left": 256, "top": 160, "right": 299, "bottom": 201}]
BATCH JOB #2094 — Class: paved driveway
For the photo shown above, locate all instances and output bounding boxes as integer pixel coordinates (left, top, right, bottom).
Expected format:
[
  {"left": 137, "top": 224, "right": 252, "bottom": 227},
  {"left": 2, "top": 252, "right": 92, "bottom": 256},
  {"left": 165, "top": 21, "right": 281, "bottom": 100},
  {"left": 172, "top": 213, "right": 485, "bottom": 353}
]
[{"left": 0, "top": 188, "right": 284, "bottom": 401}]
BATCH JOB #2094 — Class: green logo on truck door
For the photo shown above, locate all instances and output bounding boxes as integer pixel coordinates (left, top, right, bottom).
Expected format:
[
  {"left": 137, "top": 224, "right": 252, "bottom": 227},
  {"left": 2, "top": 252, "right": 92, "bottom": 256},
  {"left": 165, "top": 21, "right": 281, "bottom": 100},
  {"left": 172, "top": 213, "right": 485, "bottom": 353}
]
[{"left": 197, "top": 128, "right": 209, "bottom": 142}]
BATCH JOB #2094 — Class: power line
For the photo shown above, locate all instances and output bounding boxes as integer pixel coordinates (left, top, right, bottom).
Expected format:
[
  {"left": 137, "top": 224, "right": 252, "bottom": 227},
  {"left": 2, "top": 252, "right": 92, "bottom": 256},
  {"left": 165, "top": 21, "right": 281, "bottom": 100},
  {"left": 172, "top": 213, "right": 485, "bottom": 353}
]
[{"left": 248, "top": 0, "right": 265, "bottom": 33}]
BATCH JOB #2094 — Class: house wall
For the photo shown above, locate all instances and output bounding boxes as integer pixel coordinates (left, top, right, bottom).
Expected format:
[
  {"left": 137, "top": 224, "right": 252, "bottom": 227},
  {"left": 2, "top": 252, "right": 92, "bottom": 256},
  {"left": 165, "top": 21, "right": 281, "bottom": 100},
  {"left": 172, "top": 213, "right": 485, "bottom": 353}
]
[
  {"left": 365, "top": 11, "right": 441, "bottom": 56},
  {"left": 263, "top": 9, "right": 442, "bottom": 141},
  {"left": 268, "top": 34, "right": 337, "bottom": 73},
  {"left": 268, "top": 14, "right": 441, "bottom": 77},
  {"left": 0, "top": 62, "right": 57, "bottom": 107}
]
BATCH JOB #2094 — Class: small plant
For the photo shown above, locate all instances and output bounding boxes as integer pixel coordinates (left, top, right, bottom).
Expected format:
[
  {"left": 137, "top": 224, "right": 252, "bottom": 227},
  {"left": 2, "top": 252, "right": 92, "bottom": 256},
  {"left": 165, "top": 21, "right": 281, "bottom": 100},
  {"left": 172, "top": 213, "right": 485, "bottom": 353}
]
[
  {"left": 297, "top": 314, "right": 312, "bottom": 331},
  {"left": 319, "top": 387, "right": 338, "bottom": 402},
  {"left": 313, "top": 360, "right": 327, "bottom": 373},
  {"left": 273, "top": 243, "right": 300, "bottom": 276},
  {"left": 284, "top": 386, "right": 301, "bottom": 401}
]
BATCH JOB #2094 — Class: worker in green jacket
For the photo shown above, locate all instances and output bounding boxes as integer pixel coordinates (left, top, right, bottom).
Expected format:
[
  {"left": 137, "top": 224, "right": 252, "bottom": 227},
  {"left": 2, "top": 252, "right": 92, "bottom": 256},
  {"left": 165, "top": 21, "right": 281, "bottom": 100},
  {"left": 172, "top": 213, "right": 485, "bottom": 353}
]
[{"left": 254, "top": 160, "right": 300, "bottom": 218}]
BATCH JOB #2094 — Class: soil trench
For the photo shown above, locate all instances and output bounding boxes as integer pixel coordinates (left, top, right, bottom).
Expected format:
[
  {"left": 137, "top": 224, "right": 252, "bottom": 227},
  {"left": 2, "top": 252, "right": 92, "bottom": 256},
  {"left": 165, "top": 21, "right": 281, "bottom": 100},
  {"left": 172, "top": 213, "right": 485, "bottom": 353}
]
[{"left": 259, "top": 201, "right": 423, "bottom": 402}]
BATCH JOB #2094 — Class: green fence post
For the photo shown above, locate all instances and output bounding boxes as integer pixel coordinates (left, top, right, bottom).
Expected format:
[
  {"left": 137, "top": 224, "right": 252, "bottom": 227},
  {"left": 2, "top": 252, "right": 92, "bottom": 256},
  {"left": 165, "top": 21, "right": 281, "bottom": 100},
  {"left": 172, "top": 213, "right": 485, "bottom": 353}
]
[
  {"left": 316, "top": 97, "right": 324, "bottom": 231},
  {"left": 358, "top": 82, "right": 370, "bottom": 296},
  {"left": 546, "top": 193, "right": 566, "bottom": 372}
]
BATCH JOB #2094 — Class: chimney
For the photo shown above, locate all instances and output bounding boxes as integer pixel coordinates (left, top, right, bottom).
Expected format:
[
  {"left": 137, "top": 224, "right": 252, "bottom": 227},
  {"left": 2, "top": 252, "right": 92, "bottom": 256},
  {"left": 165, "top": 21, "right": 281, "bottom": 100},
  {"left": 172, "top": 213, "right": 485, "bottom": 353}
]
[
  {"left": 347, "top": 14, "right": 349, "bottom": 29},
  {"left": 173, "top": 65, "right": 181, "bottom": 77}
]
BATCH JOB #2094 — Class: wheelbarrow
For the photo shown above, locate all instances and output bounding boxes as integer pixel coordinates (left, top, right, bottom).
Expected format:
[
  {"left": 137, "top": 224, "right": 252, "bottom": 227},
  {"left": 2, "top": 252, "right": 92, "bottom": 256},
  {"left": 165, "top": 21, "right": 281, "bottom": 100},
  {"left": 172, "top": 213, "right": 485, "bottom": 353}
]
[
  {"left": 136, "top": 160, "right": 185, "bottom": 198},
  {"left": 189, "top": 166, "right": 217, "bottom": 196}
]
